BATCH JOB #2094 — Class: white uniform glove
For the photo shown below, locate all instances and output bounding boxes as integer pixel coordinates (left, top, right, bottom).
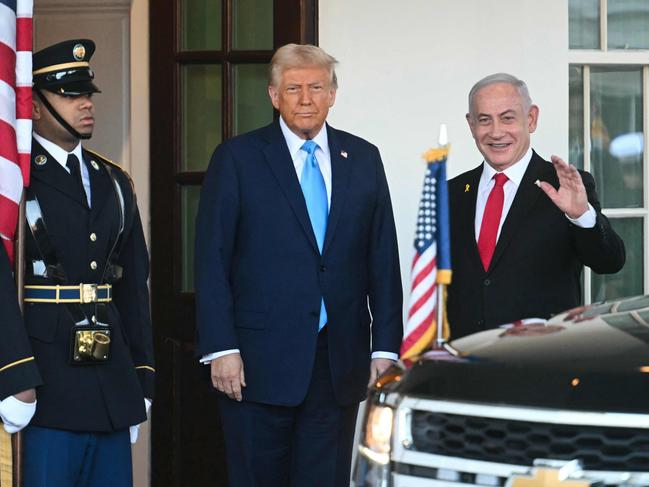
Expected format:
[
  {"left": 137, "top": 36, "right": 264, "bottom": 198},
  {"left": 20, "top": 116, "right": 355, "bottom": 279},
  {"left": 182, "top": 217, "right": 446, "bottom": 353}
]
[
  {"left": 0, "top": 395, "right": 37, "bottom": 434},
  {"left": 129, "top": 398, "right": 152, "bottom": 444}
]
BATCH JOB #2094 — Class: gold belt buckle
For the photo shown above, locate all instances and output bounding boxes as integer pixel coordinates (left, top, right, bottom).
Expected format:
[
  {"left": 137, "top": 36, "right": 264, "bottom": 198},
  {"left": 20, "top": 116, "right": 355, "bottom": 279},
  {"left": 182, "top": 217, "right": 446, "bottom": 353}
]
[{"left": 80, "top": 283, "right": 98, "bottom": 303}]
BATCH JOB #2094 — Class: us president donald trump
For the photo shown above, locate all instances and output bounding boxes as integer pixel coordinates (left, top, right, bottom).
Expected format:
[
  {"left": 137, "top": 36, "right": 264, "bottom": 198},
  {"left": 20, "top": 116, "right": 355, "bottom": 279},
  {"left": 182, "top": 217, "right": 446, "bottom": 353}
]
[{"left": 195, "top": 44, "right": 403, "bottom": 486}]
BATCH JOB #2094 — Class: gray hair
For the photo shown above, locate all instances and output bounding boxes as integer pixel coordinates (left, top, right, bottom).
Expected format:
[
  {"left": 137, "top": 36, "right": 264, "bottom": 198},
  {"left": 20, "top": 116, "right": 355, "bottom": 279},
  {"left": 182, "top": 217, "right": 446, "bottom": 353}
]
[
  {"left": 269, "top": 44, "right": 338, "bottom": 89},
  {"left": 468, "top": 73, "right": 532, "bottom": 117}
]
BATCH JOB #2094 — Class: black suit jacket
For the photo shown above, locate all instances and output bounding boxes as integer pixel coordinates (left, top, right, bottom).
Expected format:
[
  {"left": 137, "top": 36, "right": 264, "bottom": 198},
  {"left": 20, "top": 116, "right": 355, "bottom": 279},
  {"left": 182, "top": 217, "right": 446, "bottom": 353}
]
[
  {"left": 24, "top": 139, "right": 155, "bottom": 432},
  {"left": 195, "top": 121, "right": 403, "bottom": 407},
  {"left": 447, "top": 151, "right": 625, "bottom": 339}
]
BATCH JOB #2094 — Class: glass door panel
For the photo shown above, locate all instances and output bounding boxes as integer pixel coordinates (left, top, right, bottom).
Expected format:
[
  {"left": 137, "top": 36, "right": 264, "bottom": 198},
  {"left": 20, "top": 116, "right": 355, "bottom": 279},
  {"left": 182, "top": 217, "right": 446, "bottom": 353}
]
[
  {"left": 181, "top": 186, "right": 201, "bottom": 292},
  {"left": 569, "top": 0, "right": 600, "bottom": 49},
  {"left": 181, "top": 0, "right": 222, "bottom": 50},
  {"left": 590, "top": 67, "right": 643, "bottom": 209},
  {"left": 233, "top": 64, "right": 273, "bottom": 136},
  {"left": 591, "top": 218, "right": 644, "bottom": 301},
  {"left": 232, "top": 0, "right": 274, "bottom": 50},
  {"left": 569, "top": 66, "right": 584, "bottom": 170},
  {"left": 608, "top": 0, "right": 649, "bottom": 49},
  {"left": 181, "top": 64, "right": 222, "bottom": 172}
]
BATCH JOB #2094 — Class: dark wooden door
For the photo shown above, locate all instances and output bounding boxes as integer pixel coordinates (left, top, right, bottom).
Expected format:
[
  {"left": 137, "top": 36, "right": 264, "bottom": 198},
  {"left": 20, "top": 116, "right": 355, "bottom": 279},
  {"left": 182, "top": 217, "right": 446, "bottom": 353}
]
[{"left": 149, "top": 1, "right": 316, "bottom": 485}]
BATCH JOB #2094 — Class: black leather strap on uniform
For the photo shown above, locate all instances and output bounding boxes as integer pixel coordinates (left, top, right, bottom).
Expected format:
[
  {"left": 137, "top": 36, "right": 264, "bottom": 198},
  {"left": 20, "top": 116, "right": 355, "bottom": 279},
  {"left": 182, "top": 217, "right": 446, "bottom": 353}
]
[
  {"left": 25, "top": 193, "right": 66, "bottom": 281},
  {"left": 94, "top": 164, "right": 133, "bottom": 325},
  {"left": 101, "top": 163, "right": 135, "bottom": 283},
  {"left": 25, "top": 191, "right": 88, "bottom": 325}
]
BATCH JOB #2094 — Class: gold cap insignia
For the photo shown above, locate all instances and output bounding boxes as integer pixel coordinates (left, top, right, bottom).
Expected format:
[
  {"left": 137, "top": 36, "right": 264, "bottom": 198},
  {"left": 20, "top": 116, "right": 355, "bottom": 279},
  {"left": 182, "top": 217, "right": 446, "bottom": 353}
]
[
  {"left": 35, "top": 155, "right": 47, "bottom": 166},
  {"left": 73, "top": 43, "right": 86, "bottom": 61},
  {"left": 507, "top": 467, "right": 595, "bottom": 487},
  {"left": 90, "top": 160, "right": 100, "bottom": 171}
]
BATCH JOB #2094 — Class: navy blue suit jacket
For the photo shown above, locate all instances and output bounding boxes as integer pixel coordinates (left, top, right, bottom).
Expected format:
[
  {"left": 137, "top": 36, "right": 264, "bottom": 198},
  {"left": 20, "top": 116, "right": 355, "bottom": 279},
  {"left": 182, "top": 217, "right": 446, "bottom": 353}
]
[{"left": 195, "top": 121, "right": 403, "bottom": 407}]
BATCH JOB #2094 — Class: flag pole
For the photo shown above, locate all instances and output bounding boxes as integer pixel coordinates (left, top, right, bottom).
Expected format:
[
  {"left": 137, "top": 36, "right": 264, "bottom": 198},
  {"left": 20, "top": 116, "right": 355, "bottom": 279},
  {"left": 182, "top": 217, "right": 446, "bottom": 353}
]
[
  {"left": 436, "top": 287, "right": 445, "bottom": 347},
  {"left": 436, "top": 124, "right": 448, "bottom": 348},
  {"left": 12, "top": 193, "right": 26, "bottom": 487}
]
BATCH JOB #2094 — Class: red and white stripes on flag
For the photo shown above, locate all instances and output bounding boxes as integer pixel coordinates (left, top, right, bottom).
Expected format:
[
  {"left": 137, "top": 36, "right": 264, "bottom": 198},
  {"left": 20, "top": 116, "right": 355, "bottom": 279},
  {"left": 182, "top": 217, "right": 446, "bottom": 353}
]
[
  {"left": 0, "top": 0, "right": 33, "bottom": 265},
  {"left": 401, "top": 241, "right": 439, "bottom": 360},
  {"left": 400, "top": 148, "right": 451, "bottom": 360}
]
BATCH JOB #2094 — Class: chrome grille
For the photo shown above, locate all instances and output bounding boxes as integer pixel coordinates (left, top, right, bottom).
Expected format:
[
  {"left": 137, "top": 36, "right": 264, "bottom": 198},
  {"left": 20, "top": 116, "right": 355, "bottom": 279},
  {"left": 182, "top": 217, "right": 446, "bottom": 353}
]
[{"left": 410, "top": 411, "right": 649, "bottom": 471}]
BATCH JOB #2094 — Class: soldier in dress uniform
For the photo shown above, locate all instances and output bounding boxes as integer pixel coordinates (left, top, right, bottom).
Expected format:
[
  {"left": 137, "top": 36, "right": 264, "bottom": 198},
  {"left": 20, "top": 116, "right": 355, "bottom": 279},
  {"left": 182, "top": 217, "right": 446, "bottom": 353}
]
[{"left": 21, "top": 39, "right": 155, "bottom": 486}]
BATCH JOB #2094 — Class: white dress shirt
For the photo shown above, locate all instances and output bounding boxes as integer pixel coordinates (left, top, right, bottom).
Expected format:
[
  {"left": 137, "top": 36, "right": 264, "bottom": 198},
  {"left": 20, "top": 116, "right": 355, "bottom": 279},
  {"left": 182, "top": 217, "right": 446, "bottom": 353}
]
[
  {"left": 33, "top": 132, "right": 91, "bottom": 207},
  {"left": 280, "top": 117, "right": 332, "bottom": 206},
  {"left": 201, "top": 118, "right": 397, "bottom": 364},
  {"left": 474, "top": 148, "right": 596, "bottom": 242}
]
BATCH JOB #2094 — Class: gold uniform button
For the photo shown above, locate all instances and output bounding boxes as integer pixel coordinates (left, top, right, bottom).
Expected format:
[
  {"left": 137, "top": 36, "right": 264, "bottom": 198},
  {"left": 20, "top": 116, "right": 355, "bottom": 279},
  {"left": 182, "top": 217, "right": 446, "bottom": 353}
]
[
  {"left": 90, "top": 233, "right": 97, "bottom": 242},
  {"left": 90, "top": 261, "right": 98, "bottom": 270}
]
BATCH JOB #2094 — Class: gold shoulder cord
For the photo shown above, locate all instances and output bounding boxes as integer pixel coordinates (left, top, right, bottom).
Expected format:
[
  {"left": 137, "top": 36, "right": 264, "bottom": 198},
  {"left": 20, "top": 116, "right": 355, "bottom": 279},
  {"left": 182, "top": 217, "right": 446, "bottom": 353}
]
[
  {"left": 0, "top": 429, "right": 12, "bottom": 486},
  {"left": 84, "top": 148, "right": 121, "bottom": 170},
  {"left": 85, "top": 149, "right": 136, "bottom": 193}
]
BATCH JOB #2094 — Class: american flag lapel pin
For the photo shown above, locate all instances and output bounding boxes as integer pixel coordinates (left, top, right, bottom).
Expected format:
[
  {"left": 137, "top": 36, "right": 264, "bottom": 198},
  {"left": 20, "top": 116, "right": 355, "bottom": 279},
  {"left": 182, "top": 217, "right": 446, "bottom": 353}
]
[
  {"left": 465, "top": 184, "right": 470, "bottom": 192},
  {"left": 340, "top": 150, "right": 348, "bottom": 159}
]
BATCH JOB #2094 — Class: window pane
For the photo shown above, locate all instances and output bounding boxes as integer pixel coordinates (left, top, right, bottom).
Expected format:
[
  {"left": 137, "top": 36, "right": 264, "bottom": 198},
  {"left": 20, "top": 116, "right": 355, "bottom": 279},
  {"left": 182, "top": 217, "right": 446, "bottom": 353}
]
[
  {"left": 181, "top": 0, "right": 221, "bottom": 51},
  {"left": 591, "top": 218, "right": 643, "bottom": 301},
  {"left": 569, "top": 0, "right": 600, "bottom": 49},
  {"left": 181, "top": 186, "right": 201, "bottom": 292},
  {"left": 232, "top": 0, "right": 273, "bottom": 50},
  {"left": 569, "top": 66, "right": 584, "bottom": 170},
  {"left": 233, "top": 64, "right": 273, "bottom": 136},
  {"left": 589, "top": 67, "right": 643, "bottom": 208},
  {"left": 608, "top": 0, "right": 649, "bottom": 49},
  {"left": 181, "top": 64, "right": 222, "bottom": 172}
]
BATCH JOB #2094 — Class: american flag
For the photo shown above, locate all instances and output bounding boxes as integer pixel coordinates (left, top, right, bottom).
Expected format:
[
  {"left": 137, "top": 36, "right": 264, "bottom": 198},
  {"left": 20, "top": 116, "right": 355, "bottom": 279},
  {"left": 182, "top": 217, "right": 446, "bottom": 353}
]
[
  {"left": 400, "top": 147, "right": 452, "bottom": 360},
  {"left": 0, "top": 0, "right": 32, "bottom": 266}
]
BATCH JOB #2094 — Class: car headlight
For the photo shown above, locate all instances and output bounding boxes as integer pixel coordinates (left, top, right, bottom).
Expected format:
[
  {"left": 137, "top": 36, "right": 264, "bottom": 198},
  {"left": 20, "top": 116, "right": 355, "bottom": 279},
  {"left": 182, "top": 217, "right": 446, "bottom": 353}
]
[{"left": 360, "top": 404, "right": 394, "bottom": 465}]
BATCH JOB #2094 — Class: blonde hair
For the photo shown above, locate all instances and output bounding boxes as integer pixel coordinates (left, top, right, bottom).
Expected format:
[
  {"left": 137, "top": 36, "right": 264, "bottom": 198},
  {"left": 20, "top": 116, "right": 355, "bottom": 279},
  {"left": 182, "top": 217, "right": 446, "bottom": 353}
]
[{"left": 269, "top": 44, "right": 338, "bottom": 89}]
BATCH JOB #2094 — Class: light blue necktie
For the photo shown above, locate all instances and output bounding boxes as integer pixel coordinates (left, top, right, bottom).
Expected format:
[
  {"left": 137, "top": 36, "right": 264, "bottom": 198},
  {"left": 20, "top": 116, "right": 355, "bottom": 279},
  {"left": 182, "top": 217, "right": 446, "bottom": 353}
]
[{"left": 300, "top": 140, "right": 328, "bottom": 331}]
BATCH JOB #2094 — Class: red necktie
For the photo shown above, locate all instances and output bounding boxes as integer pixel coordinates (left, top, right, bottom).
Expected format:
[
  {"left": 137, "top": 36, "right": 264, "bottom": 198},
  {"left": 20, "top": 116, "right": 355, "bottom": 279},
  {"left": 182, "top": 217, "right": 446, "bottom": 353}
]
[{"left": 478, "top": 172, "right": 508, "bottom": 271}]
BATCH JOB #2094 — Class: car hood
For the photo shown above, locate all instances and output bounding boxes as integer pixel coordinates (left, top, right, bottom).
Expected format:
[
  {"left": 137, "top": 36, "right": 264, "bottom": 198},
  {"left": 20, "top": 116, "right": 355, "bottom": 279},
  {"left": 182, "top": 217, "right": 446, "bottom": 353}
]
[{"left": 393, "top": 295, "right": 649, "bottom": 414}]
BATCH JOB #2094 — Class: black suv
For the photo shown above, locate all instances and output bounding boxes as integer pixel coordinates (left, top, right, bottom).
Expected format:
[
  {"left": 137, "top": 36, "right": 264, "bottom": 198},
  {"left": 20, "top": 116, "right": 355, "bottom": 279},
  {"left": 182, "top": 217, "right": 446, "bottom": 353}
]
[{"left": 354, "top": 295, "right": 649, "bottom": 487}]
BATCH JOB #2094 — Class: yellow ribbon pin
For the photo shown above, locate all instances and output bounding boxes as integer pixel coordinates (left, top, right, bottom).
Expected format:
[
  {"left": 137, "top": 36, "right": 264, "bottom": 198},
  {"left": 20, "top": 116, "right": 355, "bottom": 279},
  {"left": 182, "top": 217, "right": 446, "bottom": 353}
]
[{"left": 465, "top": 184, "right": 470, "bottom": 192}]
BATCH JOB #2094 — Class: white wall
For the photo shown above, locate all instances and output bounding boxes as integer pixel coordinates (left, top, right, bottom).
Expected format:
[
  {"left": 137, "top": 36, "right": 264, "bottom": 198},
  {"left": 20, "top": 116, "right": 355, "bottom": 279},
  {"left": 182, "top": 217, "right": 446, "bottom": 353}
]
[
  {"left": 130, "top": 3, "right": 150, "bottom": 487},
  {"left": 129, "top": 0, "right": 150, "bottom": 251},
  {"left": 320, "top": 0, "right": 569, "bottom": 295}
]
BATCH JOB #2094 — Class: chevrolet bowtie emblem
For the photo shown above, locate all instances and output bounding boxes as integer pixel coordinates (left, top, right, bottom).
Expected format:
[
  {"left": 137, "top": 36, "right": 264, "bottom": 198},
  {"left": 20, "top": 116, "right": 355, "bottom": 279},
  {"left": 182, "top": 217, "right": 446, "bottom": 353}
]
[
  {"left": 465, "top": 184, "right": 470, "bottom": 192},
  {"left": 507, "top": 467, "right": 595, "bottom": 487},
  {"left": 340, "top": 151, "right": 348, "bottom": 158}
]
